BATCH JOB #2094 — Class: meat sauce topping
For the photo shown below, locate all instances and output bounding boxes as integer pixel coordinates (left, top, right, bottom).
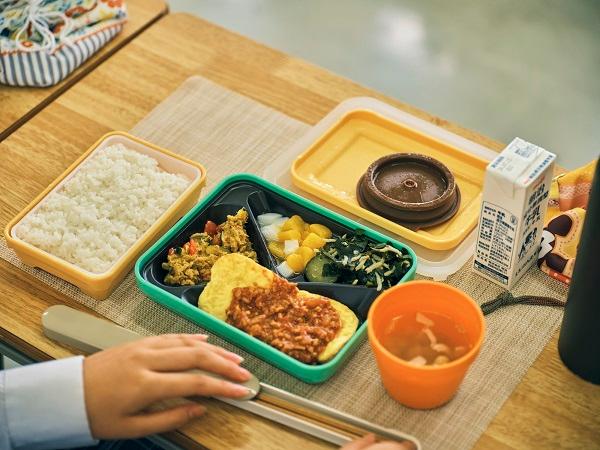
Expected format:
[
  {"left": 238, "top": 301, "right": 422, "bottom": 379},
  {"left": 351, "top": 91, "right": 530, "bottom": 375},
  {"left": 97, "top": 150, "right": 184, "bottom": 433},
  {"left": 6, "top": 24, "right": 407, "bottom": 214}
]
[{"left": 226, "top": 277, "right": 341, "bottom": 364}]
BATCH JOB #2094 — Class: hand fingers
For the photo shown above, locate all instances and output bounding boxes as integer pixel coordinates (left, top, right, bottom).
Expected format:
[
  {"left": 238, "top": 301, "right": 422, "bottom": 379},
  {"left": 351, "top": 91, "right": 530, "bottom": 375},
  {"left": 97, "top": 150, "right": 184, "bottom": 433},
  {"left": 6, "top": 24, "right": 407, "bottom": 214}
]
[
  {"left": 123, "top": 403, "right": 206, "bottom": 438},
  {"left": 341, "top": 434, "right": 377, "bottom": 450},
  {"left": 174, "top": 339, "right": 244, "bottom": 364},
  {"left": 141, "top": 335, "right": 244, "bottom": 364},
  {"left": 341, "top": 435, "right": 415, "bottom": 450},
  {"left": 200, "top": 342, "right": 244, "bottom": 364},
  {"left": 398, "top": 440, "right": 418, "bottom": 450},
  {"left": 150, "top": 346, "right": 251, "bottom": 382},
  {"left": 140, "top": 334, "right": 209, "bottom": 349},
  {"left": 366, "top": 442, "right": 417, "bottom": 450},
  {"left": 150, "top": 372, "right": 251, "bottom": 400}
]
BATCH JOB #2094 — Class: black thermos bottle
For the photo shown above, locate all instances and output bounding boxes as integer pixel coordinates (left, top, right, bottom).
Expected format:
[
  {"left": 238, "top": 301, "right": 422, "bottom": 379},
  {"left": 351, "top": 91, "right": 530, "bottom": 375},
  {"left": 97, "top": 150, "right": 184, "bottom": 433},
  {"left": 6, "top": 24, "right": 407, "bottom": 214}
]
[{"left": 558, "top": 159, "right": 600, "bottom": 384}]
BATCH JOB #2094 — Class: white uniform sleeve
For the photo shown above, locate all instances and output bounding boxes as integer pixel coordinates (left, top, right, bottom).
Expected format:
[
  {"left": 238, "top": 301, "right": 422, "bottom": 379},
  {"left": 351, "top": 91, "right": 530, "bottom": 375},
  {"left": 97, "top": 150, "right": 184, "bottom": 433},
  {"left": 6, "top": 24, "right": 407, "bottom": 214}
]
[{"left": 1, "top": 356, "right": 98, "bottom": 449}]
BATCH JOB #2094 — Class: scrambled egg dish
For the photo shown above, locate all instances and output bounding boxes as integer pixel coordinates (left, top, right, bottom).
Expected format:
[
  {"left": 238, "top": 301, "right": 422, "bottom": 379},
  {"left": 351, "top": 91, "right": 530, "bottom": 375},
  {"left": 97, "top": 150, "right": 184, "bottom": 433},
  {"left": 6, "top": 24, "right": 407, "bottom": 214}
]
[{"left": 162, "top": 208, "right": 257, "bottom": 285}]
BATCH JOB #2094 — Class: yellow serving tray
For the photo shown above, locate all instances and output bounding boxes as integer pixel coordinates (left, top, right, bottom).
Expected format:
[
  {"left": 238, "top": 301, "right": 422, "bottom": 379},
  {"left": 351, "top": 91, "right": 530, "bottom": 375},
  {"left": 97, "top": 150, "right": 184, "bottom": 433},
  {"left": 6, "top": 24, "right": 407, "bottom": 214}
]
[{"left": 291, "top": 110, "right": 488, "bottom": 251}]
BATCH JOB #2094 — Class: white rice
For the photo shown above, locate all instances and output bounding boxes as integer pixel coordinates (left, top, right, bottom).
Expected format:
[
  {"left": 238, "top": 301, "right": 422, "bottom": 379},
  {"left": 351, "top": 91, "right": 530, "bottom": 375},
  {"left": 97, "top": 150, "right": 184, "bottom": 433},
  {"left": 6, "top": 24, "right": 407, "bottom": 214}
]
[{"left": 16, "top": 143, "right": 190, "bottom": 273}]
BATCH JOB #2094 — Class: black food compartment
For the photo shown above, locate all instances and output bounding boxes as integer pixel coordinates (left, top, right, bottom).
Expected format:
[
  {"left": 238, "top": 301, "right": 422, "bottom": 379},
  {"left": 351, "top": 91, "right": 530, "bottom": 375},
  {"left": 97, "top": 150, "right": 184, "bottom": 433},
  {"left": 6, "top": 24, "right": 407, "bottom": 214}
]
[
  {"left": 140, "top": 179, "right": 409, "bottom": 324},
  {"left": 247, "top": 189, "right": 357, "bottom": 282},
  {"left": 135, "top": 175, "right": 417, "bottom": 384},
  {"left": 141, "top": 201, "right": 273, "bottom": 293}
]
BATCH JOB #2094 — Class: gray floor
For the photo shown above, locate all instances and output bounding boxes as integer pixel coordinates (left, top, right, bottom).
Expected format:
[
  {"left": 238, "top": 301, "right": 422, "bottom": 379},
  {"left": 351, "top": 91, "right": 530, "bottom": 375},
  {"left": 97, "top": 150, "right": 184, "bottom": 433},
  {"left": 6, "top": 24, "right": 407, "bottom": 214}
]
[{"left": 169, "top": 0, "right": 599, "bottom": 169}]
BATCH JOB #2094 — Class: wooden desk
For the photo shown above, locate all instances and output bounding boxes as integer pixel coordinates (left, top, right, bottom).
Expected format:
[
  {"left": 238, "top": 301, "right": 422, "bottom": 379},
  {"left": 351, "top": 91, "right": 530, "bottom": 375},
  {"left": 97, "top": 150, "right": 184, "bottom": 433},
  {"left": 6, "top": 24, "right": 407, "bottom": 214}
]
[
  {"left": 0, "top": 12, "right": 598, "bottom": 450},
  {"left": 0, "top": 0, "right": 168, "bottom": 142}
]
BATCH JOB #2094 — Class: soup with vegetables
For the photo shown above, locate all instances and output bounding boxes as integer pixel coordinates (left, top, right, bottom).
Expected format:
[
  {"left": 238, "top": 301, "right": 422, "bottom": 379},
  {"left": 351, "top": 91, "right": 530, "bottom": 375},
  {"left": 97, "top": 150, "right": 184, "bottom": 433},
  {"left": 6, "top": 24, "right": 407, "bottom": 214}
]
[{"left": 381, "top": 312, "right": 471, "bottom": 366}]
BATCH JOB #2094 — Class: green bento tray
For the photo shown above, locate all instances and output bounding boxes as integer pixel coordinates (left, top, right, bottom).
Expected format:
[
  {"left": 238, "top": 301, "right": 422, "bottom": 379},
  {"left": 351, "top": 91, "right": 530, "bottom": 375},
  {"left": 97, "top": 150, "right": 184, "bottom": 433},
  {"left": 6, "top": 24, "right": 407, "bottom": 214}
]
[{"left": 135, "top": 173, "right": 417, "bottom": 383}]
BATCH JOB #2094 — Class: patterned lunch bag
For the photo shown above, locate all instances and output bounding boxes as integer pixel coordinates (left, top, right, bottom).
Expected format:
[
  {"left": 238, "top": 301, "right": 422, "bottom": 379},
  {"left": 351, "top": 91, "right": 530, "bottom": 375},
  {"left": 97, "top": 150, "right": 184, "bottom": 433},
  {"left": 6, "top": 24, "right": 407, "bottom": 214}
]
[{"left": 0, "top": 0, "right": 127, "bottom": 87}]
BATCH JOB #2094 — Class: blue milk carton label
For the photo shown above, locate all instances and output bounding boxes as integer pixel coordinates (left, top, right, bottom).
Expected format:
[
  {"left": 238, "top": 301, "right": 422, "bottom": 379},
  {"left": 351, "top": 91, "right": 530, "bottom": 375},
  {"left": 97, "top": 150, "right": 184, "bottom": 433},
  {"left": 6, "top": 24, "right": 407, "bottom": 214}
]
[{"left": 473, "top": 138, "right": 556, "bottom": 289}]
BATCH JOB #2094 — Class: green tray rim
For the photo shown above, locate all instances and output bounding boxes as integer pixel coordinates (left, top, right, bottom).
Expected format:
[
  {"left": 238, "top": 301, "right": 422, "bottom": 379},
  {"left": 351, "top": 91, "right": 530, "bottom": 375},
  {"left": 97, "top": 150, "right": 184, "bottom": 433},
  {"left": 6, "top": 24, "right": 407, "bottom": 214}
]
[{"left": 134, "top": 173, "right": 417, "bottom": 383}]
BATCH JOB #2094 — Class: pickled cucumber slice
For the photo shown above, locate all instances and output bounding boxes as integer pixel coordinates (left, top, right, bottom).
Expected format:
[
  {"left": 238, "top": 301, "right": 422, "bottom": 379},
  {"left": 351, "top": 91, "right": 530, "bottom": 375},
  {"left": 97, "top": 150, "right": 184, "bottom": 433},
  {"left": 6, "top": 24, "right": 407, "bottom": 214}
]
[{"left": 305, "top": 254, "right": 339, "bottom": 283}]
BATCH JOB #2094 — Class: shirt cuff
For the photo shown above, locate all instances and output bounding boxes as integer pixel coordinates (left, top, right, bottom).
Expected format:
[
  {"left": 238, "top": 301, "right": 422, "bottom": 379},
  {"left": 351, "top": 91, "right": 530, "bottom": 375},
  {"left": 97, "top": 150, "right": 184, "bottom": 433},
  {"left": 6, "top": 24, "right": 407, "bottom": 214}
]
[{"left": 4, "top": 356, "right": 98, "bottom": 450}]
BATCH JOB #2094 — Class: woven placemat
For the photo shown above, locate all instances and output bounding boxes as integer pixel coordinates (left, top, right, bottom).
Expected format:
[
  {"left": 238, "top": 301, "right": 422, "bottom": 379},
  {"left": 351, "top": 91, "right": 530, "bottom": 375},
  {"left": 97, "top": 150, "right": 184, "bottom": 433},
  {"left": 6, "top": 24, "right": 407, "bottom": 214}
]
[{"left": 0, "top": 76, "right": 569, "bottom": 450}]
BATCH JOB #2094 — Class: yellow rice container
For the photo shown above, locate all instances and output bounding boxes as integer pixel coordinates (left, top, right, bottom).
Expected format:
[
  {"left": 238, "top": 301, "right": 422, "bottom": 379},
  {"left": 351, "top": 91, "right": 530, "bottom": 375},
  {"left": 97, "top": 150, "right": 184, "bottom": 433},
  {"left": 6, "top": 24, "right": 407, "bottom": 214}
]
[{"left": 4, "top": 131, "right": 207, "bottom": 300}]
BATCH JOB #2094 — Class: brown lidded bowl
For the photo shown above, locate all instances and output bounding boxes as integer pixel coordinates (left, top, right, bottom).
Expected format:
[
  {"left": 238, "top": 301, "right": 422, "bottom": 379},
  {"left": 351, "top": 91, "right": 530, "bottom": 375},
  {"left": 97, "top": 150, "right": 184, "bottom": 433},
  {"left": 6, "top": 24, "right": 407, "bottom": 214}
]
[{"left": 356, "top": 153, "right": 461, "bottom": 229}]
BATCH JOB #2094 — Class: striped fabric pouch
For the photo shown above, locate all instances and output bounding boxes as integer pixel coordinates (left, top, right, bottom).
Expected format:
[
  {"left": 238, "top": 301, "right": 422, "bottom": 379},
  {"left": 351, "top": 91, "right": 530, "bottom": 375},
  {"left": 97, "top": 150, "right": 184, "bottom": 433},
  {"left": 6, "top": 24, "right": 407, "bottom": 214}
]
[{"left": 0, "top": 0, "right": 127, "bottom": 87}]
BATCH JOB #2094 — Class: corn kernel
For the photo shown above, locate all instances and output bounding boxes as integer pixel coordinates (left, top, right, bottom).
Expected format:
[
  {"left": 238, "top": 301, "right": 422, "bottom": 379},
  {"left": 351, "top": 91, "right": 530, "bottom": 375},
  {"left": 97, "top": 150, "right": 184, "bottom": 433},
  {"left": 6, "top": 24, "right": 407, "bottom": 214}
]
[
  {"left": 268, "top": 241, "right": 285, "bottom": 260},
  {"left": 278, "top": 229, "right": 302, "bottom": 242},
  {"left": 309, "top": 223, "right": 332, "bottom": 239},
  {"left": 281, "top": 215, "right": 305, "bottom": 232},
  {"left": 296, "top": 246, "right": 315, "bottom": 264},
  {"left": 286, "top": 253, "right": 305, "bottom": 273},
  {"left": 302, "top": 232, "right": 326, "bottom": 249}
]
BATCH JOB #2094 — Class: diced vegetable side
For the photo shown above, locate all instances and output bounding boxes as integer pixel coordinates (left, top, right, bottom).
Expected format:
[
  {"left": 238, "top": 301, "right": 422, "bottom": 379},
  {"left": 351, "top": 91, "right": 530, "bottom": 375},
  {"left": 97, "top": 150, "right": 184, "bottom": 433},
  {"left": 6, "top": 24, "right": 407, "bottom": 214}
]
[
  {"left": 258, "top": 213, "right": 332, "bottom": 276},
  {"left": 257, "top": 213, "right": 413, "bottom": 290}
]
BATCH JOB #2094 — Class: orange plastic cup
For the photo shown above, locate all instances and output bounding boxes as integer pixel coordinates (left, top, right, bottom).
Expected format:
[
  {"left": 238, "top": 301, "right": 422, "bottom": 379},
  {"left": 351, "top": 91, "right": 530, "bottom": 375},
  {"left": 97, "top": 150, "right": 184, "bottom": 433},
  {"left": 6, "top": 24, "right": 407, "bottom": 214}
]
[{"left": 368, "top": 280, "right": 485, "bottom": 409}]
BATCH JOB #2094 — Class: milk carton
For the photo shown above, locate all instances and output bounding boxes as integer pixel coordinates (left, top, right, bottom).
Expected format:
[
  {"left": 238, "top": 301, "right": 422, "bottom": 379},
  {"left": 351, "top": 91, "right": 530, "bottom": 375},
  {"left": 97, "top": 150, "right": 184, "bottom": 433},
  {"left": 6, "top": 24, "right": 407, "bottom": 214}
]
[{"left": 473, "top": 138, "right": 556, "bottom": 289}]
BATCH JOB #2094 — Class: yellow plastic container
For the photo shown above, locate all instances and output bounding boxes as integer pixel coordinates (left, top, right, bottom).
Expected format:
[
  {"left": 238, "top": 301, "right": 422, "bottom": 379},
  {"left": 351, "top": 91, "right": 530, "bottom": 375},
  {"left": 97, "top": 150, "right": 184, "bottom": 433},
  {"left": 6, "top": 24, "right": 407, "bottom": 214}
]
[
  {"left": 4, "top": 131, "right": 206, "bottom": 300},
  {"left": 291, "top": 110, "right": 488, "bottom": 250}
]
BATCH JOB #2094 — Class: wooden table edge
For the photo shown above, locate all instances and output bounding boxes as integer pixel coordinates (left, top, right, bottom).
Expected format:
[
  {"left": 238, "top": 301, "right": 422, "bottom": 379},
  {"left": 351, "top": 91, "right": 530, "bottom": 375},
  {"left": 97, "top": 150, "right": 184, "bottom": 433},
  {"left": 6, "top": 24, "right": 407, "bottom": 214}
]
[{"left": 0, "top": 2, "right": 169, "bottom": 143}]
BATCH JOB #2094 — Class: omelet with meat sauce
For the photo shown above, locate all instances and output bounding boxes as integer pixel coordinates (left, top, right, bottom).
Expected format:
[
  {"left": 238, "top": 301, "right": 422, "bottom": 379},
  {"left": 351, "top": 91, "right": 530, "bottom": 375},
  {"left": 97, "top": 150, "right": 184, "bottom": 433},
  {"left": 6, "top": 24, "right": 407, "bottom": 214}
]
[
  {"left": 162, "top": 208, "right": 257, "bottom": 285},
  {"left": 200, "top": 254, "right": 359, "bottom": 364}
]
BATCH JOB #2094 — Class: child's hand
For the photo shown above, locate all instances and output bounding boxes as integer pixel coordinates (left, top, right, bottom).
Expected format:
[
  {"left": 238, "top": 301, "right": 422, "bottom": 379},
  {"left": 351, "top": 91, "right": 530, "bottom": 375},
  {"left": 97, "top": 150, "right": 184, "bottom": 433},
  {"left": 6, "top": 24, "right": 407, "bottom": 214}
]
[
  {"left": 83, "top": 334, "right": 251, "bottom": 439},
  {"left": 342, "top": 434, "right": 417, "bottom": 450}
]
